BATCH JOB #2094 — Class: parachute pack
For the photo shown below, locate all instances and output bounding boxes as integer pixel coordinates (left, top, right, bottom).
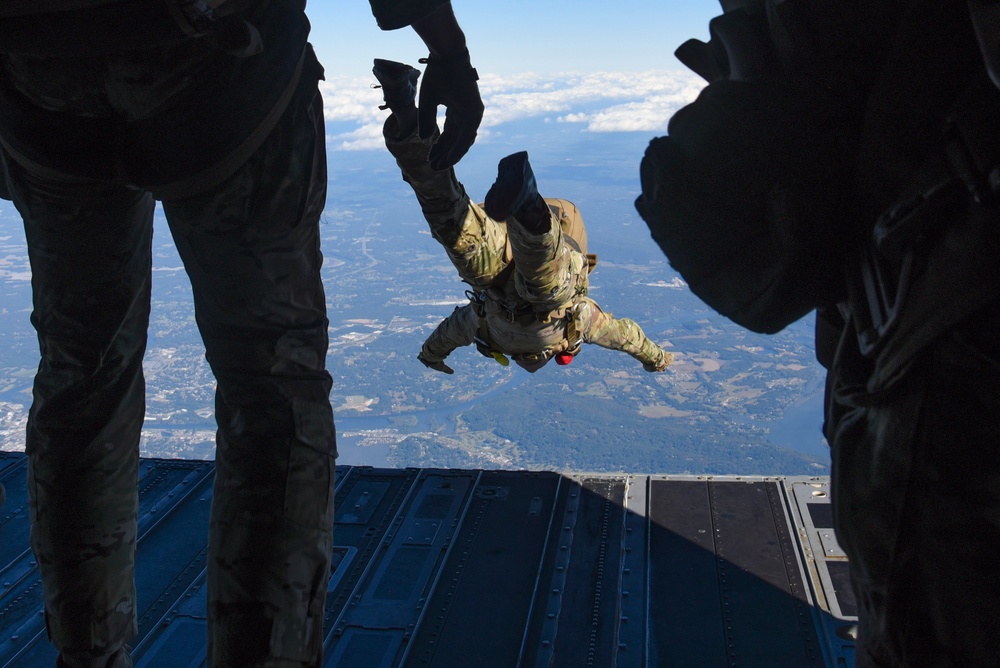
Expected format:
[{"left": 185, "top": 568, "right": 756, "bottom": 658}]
[
  {"left": 638, "top": 0, "right": 1000, "bottom": 404},
  {"left": 635, "top": 0, "right": 861, "bottom": 334}
]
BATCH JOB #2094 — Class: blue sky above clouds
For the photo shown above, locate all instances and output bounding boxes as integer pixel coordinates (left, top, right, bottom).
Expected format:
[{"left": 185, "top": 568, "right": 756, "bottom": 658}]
[
  {"left": 307, "top": 2, "right": 722, "bottom": 154},
  {"left": 307, "top": 2, "right": 719, "bottom": 77},
  {"left": 0, "top": 2, "right": 831, "bottom": 460}
]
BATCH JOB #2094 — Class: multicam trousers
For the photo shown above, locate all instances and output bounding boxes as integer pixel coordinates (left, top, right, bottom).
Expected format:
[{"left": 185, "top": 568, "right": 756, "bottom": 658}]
[{"left": 827, "top": 299, "right": 1000, "bottom": 667}]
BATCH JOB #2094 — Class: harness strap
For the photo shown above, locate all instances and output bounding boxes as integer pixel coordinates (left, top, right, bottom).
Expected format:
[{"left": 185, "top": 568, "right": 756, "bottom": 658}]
[
  {"left": 471, "top": 299, "right": 583, "bottom": 365},
  {"left": 0, "top": 0, "right": 250, "bottom": 18},
  {"left": 853, "top": 73, "right": 1000, "bottom": 357}
]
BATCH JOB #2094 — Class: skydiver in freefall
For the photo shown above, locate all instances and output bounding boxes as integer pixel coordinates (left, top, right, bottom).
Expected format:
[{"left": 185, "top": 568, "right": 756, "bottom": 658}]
[{"left": 373, "top": 59, "right": 673, "bottom": 375}]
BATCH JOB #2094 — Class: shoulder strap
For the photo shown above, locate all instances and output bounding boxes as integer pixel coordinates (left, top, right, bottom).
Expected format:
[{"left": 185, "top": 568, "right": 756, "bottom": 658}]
[
  {"left": 0, "top": 0, "right": 248, "bottom": 17},
  {"left": 0, "top": 0, "right": 256, "bottom": 55},
  {"left": 0, "top": 0, "right": 118, "bottom": 17}
]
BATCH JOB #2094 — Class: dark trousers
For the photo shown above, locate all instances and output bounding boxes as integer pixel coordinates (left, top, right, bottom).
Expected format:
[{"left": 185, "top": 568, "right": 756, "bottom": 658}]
[
  {"left": 828, "top": 300, "right": 1000, "bottom": 667},
  {"left": 2, "top": 75, "right": 336, "bottom": 667}
]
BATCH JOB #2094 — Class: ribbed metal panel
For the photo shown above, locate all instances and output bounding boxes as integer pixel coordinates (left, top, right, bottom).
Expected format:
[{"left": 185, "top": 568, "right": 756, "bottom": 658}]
[{"left": 0, "top": 452, "right": 857, "bottom": 667}]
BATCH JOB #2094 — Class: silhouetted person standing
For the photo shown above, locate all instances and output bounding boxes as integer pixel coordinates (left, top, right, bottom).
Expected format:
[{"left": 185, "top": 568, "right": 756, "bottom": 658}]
[
  {"left": 0, "top": 1, "right": 483, "bottom": 666},
  {"left": 635, "top": 1, "right": 1000, "bottom": 665}
]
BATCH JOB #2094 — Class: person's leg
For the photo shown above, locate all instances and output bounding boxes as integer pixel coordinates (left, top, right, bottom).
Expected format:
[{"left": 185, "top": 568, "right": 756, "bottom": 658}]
[
  {"left": 2, "top": 153, "right": 151, "bottom": 668},
  {"left": 383, "top": 121, "right": 508, "bottom": 288},
  {"left": 375, "top": 59, "right": 507, "bottom": 287},
  {"left": 161, "top": 73, "right": 335, "bottom": 668},
  {"left": 505, "top": 212, "right": 583, "bottom": 311},
  {"left": 830, "top": 298, "right": 1000, "bottom": 667},
  {"left": 484, "top": 152, "right": 586, "bottom": 311}
]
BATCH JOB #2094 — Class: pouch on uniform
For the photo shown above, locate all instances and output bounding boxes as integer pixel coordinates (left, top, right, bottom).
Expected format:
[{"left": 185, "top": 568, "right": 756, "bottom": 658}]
[{"left": 636, "top": 73, "right": 853, "bottom": 334}]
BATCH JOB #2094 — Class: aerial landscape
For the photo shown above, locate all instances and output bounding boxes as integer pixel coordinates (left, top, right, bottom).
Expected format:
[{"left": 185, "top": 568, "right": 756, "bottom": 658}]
[
  {"left": 0, "top": 53, "right": 831, "bottom": 477},
  {"left": 10, "top": 6, "right": 992, "bottom": 667},
  {"left": 0, "top": 126, "right": 829, "bottom": 477}
]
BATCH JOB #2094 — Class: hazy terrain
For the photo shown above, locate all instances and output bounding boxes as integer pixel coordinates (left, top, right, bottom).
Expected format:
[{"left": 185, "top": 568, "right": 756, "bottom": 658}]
[{"left": 0, "top": 122, "right": 830, "bottom": 475}]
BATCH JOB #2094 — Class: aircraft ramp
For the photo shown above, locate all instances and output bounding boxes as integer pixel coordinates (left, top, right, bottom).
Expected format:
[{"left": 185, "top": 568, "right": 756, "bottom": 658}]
[{"left": 0, "top": 451, "right": 857, "bottom": 667}]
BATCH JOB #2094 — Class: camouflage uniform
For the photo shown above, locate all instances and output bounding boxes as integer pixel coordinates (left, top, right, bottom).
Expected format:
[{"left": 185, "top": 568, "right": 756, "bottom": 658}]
[
  {"left": 383, "top": 119, "right": 671, "bottom": 372},
  {"left": 0, "top": 0, "right": 470, "bottom": 664}
]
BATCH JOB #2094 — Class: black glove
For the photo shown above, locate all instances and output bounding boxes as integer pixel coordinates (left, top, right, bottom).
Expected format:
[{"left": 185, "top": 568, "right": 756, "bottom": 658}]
[
  {"left": 418, "top": 49, "right": 484, "bottom": 171},
  {"left": 418, "top": 351, "right": 455, "bottom": 375}
]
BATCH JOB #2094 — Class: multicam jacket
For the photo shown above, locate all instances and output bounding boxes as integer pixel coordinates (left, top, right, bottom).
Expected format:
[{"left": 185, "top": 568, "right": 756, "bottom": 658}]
[
  {"left": 382, "top": 123, "right": 672, "bottom": 373},
  {"left": 420, "top": 198, "right": 671, "bottom": 371}
]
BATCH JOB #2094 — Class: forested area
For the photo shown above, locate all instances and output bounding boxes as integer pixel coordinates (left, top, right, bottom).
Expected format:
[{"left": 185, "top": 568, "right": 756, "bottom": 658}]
[{"left": 392, "top": 378, "right": 824, "bottom": 475}]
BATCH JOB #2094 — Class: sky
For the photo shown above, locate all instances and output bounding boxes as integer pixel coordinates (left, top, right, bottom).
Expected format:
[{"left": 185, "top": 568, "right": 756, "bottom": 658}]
[
  {"left": 0, "top": 1, "right": 831, "bottom": 460},
  {"left": 306, "top": 2, "right": 722, "bottom": 153},
  {"left": 306, "top": 2, "right": 719, "bottom": 77}
]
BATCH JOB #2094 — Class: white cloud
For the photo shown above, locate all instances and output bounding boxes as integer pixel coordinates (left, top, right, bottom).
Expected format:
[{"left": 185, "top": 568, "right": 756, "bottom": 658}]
[
  {"left": 320, "top": 78, "right": 382, "bottom": 123},
  {"left": 334, "top": 121, "right": 388, "bottom": 152},
  {"left": 582, "top": 91, "right": 699, "bottom": 132},
  {"left": 320, "top": 69, "right": 703, "bottom": 152},
  {"left": 645, "top": 277, "right": 688, "bottom": 290}
]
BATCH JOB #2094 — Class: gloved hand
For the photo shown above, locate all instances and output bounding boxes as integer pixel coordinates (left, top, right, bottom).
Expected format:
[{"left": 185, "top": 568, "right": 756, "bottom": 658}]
[
  {"left": 418, "top": 49, "right": 484, "bottom": 171},
  {"left": 418, "top": 350, "right": 455, "bottom": 375},
  {"left": 643, "top": 351, "right": 674, "bottom": 373}
]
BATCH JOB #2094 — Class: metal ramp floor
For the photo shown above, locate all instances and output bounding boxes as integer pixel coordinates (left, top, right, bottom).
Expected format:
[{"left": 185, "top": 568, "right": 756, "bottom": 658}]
[{"left": 0, "top": 451, "right": 857, "bottom": 667}]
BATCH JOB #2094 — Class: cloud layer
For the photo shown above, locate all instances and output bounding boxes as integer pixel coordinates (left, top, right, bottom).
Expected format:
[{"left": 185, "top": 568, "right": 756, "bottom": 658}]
[{"left": 321, "top": 70, "right": 704, "bottom": 152}]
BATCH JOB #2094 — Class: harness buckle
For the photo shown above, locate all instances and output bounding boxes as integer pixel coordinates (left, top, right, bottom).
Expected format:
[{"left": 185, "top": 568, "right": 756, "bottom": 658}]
[{"left": 855, "top": 178, "right": 961, "bottom": 357}]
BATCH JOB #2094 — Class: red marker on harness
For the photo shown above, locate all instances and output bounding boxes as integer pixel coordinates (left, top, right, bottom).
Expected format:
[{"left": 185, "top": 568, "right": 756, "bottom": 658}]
[{"left": 555, "top": 353, "right": 574, "bottom": 366}]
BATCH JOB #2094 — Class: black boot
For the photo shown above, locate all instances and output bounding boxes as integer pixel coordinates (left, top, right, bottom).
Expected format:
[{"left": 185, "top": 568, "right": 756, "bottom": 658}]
[
  {"left": 57, "top": 646, "right": 133, "bottom": 668},
  {"left": 373, "top": 58, "right": 420, "bottom": 137},
  {"left": 483, "top": 151, "right": 549, "bottom": 230}
]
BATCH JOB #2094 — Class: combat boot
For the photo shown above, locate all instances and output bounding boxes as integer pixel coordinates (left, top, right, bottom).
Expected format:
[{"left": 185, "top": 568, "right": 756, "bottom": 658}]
[
  {"left": 483, "top": 151, "right": 550, "bottom": 231},
  {"left": 373, "top": 58, "right": 420, "bottom": 138},
  {"left": 56, "top": 646, "right": 133, "bottom": 668}
]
